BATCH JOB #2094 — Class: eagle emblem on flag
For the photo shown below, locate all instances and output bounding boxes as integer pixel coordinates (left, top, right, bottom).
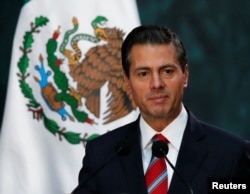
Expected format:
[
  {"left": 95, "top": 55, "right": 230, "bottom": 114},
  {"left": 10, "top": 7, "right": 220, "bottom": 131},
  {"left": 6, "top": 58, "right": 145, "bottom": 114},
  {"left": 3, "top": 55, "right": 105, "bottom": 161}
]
[{"left": 17, "top": 16, "right": 137, "bottom": 146}]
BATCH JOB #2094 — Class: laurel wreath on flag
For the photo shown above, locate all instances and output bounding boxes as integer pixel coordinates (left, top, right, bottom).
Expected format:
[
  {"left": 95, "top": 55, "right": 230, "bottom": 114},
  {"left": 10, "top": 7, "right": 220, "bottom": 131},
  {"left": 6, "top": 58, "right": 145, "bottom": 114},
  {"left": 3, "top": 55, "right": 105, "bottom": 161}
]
[{"left": 17, "top": 16, "right": 99, "bottom": 145}]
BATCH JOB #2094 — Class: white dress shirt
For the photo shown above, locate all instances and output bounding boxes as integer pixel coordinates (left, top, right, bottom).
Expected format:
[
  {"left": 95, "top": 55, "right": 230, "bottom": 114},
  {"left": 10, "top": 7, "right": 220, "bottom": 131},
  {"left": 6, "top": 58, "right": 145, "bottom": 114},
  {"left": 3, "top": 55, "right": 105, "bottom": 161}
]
[{"left": 140, "top": 104, "right": 188, "bottom": 188}]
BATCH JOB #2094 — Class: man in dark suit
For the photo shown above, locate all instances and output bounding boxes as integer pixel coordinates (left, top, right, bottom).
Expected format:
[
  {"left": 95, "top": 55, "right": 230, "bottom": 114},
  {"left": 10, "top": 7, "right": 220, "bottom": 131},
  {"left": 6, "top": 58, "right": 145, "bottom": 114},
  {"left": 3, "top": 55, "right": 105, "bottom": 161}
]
[{"left": 72, "top": 25, "right": 250, "bottom": 194}]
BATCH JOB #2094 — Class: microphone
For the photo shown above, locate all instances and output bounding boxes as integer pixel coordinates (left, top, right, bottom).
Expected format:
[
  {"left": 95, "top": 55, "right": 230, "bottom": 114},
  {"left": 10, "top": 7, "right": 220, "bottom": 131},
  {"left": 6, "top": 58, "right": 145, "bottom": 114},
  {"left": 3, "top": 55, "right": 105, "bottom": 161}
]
[
  {"left": 71, "top": 140, "right": 131, "bottom": 194},
  {"left": 152, "top": 140, "right": 194, "bottom": 194}
]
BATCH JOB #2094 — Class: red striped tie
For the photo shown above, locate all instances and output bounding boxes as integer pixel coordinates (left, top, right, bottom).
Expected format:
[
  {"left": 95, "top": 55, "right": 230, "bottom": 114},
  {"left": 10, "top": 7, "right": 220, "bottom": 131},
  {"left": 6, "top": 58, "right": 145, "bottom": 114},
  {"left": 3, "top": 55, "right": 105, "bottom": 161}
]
[{"left": 145, "top": 134, "right": 168, "bottom": 194}]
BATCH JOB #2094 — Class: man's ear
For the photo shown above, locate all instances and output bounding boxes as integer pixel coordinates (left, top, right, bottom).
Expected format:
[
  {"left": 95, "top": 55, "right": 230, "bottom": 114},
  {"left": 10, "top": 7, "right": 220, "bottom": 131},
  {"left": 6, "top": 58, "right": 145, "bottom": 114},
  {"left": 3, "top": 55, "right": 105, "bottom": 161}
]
[
  {"left": 123, "top": 72, "right": 132, "bottom": 93},
  {"left": 183, "top": 64, "right": 189, "bottom": 88}
]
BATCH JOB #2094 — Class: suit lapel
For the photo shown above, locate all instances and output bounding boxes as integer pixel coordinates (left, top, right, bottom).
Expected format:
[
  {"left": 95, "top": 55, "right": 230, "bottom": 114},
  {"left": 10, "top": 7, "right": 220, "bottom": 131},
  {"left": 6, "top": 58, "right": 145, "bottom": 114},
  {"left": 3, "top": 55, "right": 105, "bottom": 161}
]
[
  {"left": 169, "top": 111, "right": 208, "bottom": 194},
  {"left": 119, "top": 119, "right": 148, "bottom": 194}
]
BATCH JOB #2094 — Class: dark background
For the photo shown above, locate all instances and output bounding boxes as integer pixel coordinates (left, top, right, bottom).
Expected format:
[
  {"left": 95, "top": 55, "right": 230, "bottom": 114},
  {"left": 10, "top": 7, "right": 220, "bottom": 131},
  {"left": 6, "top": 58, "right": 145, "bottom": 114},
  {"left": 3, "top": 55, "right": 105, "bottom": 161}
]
[
  {"left": 0, "top": 0, "right": 249, "bottom": 139},
  {"left": 0, "top": 0, "right": 23, "bottom": 127}
]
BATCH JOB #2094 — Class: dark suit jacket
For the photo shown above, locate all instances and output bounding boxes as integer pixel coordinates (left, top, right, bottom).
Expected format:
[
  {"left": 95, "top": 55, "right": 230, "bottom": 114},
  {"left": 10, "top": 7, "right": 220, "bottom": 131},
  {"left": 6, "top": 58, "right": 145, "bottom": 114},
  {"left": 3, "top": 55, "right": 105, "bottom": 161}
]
[{"left": 74, "top": 109, "right": 250, "bottom": 194}]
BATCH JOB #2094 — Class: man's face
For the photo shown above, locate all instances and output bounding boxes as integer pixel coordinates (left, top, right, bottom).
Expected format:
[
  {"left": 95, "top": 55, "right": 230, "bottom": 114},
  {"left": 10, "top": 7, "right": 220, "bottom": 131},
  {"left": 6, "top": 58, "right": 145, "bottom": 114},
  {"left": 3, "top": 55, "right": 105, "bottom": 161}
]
[{"left": 124, "top": 43, "right": 189, "bottom": 127}]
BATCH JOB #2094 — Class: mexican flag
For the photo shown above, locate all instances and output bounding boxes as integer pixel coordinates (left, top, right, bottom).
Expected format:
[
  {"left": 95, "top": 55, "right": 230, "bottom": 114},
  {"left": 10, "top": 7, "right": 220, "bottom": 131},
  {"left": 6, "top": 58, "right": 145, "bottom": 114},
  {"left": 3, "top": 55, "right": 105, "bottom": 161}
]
[{"left": 0, "top": 0, "right": 140, "bottom": 193}]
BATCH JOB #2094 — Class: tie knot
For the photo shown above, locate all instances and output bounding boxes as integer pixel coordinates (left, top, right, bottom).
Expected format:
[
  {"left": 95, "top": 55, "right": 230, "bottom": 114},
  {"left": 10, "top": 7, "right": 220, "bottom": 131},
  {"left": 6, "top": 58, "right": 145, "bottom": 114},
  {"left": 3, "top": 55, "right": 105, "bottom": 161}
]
[{"left": 153, "top": 134, "right": 168, "bottom": 143}]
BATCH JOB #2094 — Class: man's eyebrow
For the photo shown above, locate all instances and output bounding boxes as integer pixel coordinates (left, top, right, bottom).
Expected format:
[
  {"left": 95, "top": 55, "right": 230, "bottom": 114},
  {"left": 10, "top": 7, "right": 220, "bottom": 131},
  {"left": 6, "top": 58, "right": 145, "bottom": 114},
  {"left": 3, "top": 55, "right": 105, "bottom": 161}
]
[
  {"left": 161, "top": 63, "right": 178, "bottom": 68},
  {"left": 134, "top": 66, "right": 151, "bottom": 71},
  {"left": 135, "top": 64, "right": 177, "bottom": 70},
  {"left": 157, "top": 64, "right": 178, "bottom": 72}
]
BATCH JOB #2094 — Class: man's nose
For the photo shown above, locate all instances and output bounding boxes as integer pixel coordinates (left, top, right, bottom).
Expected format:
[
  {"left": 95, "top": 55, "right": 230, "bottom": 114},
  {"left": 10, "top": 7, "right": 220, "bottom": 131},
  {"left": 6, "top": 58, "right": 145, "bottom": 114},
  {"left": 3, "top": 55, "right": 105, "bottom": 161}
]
[{"left": 150, "top": 73, "right": 164, "bottom": 89}]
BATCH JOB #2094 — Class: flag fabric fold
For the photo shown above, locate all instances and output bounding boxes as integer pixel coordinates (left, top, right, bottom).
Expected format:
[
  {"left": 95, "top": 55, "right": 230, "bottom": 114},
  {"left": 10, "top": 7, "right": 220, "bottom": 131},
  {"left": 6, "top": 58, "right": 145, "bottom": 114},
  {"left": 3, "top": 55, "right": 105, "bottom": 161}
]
[{"left": 0, "top": 0, "right": 140, "bottom": 193}]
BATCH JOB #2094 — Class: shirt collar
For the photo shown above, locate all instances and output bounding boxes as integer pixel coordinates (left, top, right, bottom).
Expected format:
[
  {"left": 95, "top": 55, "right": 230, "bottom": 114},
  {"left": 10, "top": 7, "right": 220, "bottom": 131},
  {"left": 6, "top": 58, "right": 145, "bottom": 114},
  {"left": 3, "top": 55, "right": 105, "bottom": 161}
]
[{"left": 140, "top": 104, "right": 188, "bottom": 151}]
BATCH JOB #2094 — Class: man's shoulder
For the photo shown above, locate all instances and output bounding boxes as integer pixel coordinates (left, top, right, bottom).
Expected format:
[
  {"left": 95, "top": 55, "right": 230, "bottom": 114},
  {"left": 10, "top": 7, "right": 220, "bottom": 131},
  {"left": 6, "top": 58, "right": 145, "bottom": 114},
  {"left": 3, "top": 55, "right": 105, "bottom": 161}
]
[
  {"left": 198, "top": 122, "right": 248, "bottom": 157},
  {"left": 200, "top": 119, "right": 246, "bottom": 144},
  {"left": 87, "top": 119, "right": 139, "bottom": 146},
  {"left": 187, "top": 109, "right": 247, "bottom": 147}
]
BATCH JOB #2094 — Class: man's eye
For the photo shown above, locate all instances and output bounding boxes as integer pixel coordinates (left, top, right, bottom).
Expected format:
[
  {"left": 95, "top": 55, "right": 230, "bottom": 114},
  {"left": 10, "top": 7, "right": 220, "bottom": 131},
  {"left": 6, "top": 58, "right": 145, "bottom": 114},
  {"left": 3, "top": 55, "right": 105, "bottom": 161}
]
[
  {"left": 138, "top": 72, "right": 148, "bottom": 77},
  {"left": 164, "top": 69, "right": 173, "bottom": 75}
]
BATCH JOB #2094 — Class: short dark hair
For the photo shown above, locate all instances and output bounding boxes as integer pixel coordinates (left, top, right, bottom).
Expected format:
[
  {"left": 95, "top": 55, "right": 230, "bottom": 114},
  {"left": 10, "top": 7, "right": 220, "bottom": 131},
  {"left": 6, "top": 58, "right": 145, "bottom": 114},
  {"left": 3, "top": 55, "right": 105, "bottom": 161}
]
[{"left": 121, "top": 25, "right": 188, "bottom": 77}]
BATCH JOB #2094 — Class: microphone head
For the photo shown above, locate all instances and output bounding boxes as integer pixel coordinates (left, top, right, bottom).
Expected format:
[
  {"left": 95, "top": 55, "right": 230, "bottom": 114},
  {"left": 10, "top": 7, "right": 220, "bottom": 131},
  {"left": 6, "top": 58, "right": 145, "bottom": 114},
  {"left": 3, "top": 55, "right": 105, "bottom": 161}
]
[
  {"left": 152, "top": 140, "right": 169, "bottom": 158},
  {"left": 114, "top": 140, "right": 131, "bottom": 155}
]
